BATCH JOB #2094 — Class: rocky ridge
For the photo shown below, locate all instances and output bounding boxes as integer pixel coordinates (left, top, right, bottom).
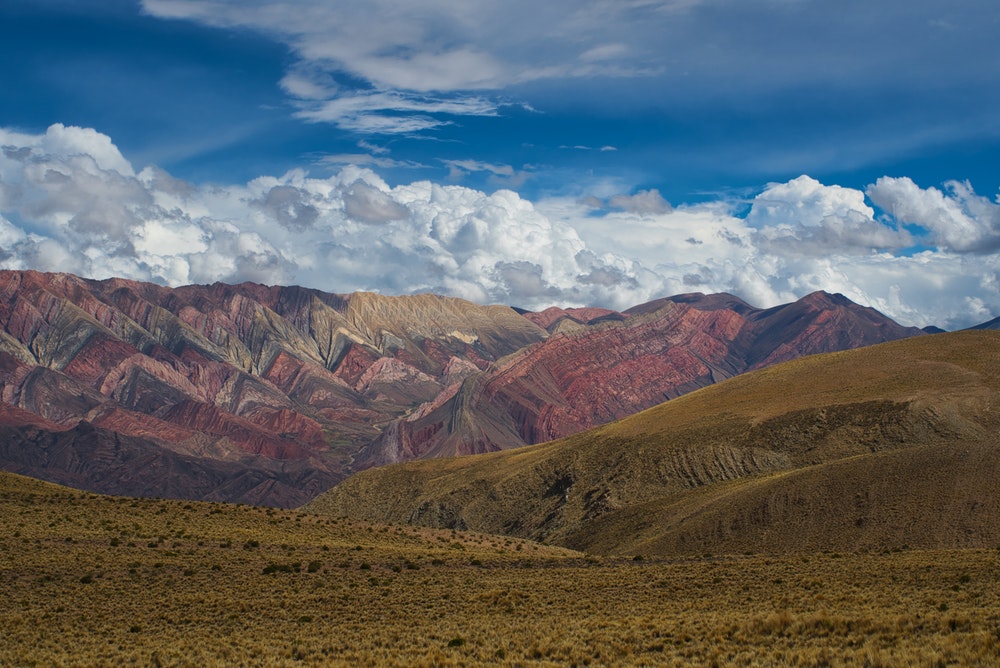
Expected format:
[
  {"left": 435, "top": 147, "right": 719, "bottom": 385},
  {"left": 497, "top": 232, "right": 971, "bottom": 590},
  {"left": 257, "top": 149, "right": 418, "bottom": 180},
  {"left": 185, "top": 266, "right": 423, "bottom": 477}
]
[
  {"left": 0, "top": 270, "right": 929, "bottom": 505},
  {"left": 360, "top": 290, "right": 928, "bottom": 466}
]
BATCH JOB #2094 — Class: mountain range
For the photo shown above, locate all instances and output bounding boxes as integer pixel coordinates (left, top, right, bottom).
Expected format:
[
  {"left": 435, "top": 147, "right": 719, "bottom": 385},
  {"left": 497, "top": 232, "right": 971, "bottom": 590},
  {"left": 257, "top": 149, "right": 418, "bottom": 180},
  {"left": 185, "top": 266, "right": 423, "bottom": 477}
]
[
  {"left": 0, "top": 269, "right": 962, "bottom": 506},
  {"left": 310, "top": 329, "right": 1000, "bottom": 556}
]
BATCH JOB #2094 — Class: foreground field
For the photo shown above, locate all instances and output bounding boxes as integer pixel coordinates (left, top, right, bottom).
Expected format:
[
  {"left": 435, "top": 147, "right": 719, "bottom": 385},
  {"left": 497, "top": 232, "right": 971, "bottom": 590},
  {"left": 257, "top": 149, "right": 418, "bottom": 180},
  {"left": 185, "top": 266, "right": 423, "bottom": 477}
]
[{"left": 2, "top": 471, "right": 999, "bottom": 667}]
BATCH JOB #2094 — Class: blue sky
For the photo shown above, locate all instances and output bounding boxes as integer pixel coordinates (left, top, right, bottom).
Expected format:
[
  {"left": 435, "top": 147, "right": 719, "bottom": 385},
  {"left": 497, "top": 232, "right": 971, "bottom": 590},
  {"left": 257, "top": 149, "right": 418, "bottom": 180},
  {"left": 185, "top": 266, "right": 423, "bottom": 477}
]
[{"left": 1, "top": 0, "right": 999, "bottom": 328}]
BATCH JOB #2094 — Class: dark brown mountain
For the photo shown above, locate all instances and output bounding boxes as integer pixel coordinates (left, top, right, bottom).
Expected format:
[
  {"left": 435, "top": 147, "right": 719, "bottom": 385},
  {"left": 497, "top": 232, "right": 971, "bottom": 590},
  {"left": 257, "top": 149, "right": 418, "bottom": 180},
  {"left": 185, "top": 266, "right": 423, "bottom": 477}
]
[
  {"left": 968, "top": 315, "right": 1000, "bottom": 330},
  {"left": 0, "top": 270, "right": 925, "bottom": 505}
]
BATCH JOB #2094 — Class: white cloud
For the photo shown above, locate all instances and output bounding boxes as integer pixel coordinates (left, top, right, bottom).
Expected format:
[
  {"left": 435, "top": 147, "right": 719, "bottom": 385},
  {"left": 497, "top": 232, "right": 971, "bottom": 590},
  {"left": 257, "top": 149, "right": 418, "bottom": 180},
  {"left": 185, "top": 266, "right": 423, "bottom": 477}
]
[
  {"left": 136, "top": 0, "right": 1000, "bottom": 150},
  {"left": 291, "top": 91, "right": 499, "bottom": 134},
  {"left": 2, "top": 123, "right": 135, "bottom": 176},
  {"left": 2, "top": 124, "right": 999, "bottom": 330},
  {"left": 866, "top": 177, "right": 1000, "bottom": 253},
  {"left": 136, "top": 0, "right": 695, "bottom": 133},
  {"left": 443, "top": 160, "right": 514, "bottom": 178},
  {"left": 539, "top": 176, "right": 1000, "bottom": 329},
  {"left": 748, "top": 175, "right": 912, "bottom": 255}
]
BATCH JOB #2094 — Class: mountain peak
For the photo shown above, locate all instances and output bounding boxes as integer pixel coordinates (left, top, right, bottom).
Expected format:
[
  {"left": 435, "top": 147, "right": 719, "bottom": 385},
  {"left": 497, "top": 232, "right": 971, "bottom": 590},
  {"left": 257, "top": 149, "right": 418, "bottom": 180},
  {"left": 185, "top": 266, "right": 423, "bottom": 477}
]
[{"left": 0, "top": 271, "right": 936, "bottom": 506}]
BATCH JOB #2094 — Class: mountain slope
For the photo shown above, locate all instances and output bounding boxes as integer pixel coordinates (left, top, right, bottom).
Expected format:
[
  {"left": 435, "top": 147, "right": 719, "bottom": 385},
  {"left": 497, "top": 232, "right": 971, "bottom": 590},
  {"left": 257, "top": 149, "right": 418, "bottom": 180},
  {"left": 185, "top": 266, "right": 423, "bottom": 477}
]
[
  {"left": 361, "top": 290, "right": 926, "bottom": 465},
  {"left": 969, "top": 315, "right": 1000, "bottom": 330},
  {"left": 0, "top": 270, "right": 927, "bottom": 506},
  {"left": 309, "top": 330, "right": 1000, "bottom": 555},
  {"left": 0, "top": 270, "right": 545, "bottom": 504}
]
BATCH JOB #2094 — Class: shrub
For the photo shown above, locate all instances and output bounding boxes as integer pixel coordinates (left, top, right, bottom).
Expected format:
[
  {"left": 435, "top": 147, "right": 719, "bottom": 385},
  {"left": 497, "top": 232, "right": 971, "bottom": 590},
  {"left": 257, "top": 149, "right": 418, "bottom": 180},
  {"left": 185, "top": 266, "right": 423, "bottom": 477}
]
[{"left": 262, "top": 562, "right": 300, "bottom": 575}]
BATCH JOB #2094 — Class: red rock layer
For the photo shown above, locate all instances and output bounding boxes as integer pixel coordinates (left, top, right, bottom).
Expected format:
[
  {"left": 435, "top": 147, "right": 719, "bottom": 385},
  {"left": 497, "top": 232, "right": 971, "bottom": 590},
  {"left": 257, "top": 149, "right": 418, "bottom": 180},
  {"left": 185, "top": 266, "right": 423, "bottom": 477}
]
[
  {"left": 0, "top": 270, "right": 927, "bottom": 505},
  {"left": 0, "top": 270, "right": 546, "bottom": 505},
  {"left": 362, "top": 291, "right": 927, "bottom": 465}
]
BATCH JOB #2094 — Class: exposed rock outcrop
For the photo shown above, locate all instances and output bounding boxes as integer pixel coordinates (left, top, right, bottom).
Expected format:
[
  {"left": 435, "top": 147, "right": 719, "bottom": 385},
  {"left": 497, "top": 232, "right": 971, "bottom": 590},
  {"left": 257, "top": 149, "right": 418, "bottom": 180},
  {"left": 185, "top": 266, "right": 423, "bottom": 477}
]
[
  {"left": 0, "top": 270, "right": 929, "bottom": 505},
  {"left": 362, "top": 290, "right": 927, "bottom": 466}
]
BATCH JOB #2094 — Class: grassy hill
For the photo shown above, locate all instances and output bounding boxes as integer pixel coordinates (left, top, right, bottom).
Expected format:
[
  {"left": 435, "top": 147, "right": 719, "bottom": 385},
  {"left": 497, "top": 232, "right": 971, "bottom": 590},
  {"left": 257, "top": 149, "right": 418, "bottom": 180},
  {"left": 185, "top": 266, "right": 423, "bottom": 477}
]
[
  {"left": 3, "top": 470, "right": 1000, "bottom": 665},
  {"left": 309, "top": 330, "right": 1000, "bottom": 556}
]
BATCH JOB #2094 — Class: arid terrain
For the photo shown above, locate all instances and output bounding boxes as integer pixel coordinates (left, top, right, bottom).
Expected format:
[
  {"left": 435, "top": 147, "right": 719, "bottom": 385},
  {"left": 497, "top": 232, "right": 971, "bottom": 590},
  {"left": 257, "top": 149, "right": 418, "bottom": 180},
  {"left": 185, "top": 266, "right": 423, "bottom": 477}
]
[
  {"left": 2, "top": 470, "right": 999, "bottom": 666},
  {"left": 0, "top": 270, "right": 926, "bottom": 506},
  {"left": 312, "top": 330, "right": 1000, "bottom": 557},
  {"left": 3, "top": 274, "right": 1000, "bottom": 665}
]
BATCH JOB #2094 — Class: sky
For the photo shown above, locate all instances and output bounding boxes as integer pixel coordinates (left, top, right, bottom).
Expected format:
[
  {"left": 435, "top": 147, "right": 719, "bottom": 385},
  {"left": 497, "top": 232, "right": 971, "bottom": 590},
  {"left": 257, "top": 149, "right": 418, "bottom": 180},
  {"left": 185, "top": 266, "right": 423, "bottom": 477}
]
[{"left": 1, "top": 0, "right": 999, "bottom": 329}]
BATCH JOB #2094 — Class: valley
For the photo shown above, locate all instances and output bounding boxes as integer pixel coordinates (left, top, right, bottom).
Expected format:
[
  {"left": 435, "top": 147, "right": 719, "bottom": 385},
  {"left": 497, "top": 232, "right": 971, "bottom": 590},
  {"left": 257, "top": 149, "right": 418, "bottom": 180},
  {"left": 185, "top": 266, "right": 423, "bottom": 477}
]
[{"left": 2, "top": 275, "right": 999, "bottom": 665}]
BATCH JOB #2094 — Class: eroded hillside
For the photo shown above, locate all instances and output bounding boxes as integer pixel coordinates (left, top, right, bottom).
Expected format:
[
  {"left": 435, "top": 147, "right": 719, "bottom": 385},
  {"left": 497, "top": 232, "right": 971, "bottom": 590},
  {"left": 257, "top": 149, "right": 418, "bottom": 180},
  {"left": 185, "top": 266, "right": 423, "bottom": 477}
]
[
  {"left": 310, "top": 330, "right": 1000, "bottom": 556},
  {"left": 0, "top": 270, "right": 927, "bottom": 505}
]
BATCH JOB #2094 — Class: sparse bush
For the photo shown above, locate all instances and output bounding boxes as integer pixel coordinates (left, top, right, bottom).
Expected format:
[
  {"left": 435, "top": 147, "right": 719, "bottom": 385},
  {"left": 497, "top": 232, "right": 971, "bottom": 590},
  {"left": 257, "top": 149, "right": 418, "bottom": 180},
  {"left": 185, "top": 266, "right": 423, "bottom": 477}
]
[{"left": 262, "top": 562, "right": 300, "bottom": 575}]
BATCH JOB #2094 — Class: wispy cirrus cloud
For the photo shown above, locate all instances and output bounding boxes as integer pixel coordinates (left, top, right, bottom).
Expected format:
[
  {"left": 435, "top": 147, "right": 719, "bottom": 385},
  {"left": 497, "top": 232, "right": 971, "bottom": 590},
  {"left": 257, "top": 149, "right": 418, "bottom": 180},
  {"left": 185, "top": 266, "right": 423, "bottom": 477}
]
[
  {"left": 140, "top": 0, "right": 1000, "bottom": 124},
  {"left": 134, "top": 0, "right": 701, "bottom": 134}
]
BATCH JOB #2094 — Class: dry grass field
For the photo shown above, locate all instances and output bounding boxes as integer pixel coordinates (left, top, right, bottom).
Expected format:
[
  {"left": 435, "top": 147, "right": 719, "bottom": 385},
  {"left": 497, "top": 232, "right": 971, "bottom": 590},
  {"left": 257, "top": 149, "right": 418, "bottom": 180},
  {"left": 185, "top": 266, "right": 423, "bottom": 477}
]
[{"left": 2, "top": 470, "right": 1000, "bottom": 666}]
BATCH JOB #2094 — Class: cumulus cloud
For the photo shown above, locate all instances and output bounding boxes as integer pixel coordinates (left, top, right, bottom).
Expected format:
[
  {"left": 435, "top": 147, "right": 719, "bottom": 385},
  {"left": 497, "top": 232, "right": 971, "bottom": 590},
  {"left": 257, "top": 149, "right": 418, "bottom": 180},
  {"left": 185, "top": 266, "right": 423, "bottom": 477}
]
[
  {"left": 866, "top": 177, "right": 1000, "bottom": 253},
  {"left": 2, "top": 124, "right": 1000, "bottom": 330},
  {"left": 539, "top": 176, "right": 1000, "bottom": 329},
  {"left": 341, "top": 181, "right": 409, "bottom": 224},
  {"left": 748, "top": 175, "right": 912, "bottom": 255},
  {"left": 0, "top": 124, "right": 631, "bottom": 307}
]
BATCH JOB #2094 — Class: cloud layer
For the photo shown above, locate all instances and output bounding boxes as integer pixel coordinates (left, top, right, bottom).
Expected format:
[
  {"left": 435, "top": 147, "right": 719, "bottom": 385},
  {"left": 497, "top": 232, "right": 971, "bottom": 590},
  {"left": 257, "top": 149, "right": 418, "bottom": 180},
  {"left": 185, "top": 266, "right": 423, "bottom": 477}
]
[
  {"left": 138, "top": 0, "right": 1000, "bottom": 138},
  {"left": 2, "top": 124, "right": 999, "bottom": 329}
]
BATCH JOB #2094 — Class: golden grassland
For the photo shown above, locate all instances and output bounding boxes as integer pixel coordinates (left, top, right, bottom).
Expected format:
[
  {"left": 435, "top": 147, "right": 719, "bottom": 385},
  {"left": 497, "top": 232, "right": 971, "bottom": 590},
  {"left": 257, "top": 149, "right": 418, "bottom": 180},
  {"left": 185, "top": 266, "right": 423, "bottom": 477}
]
[{"left": 2, "top": 471, "right": 1000, "bottom": 666}]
